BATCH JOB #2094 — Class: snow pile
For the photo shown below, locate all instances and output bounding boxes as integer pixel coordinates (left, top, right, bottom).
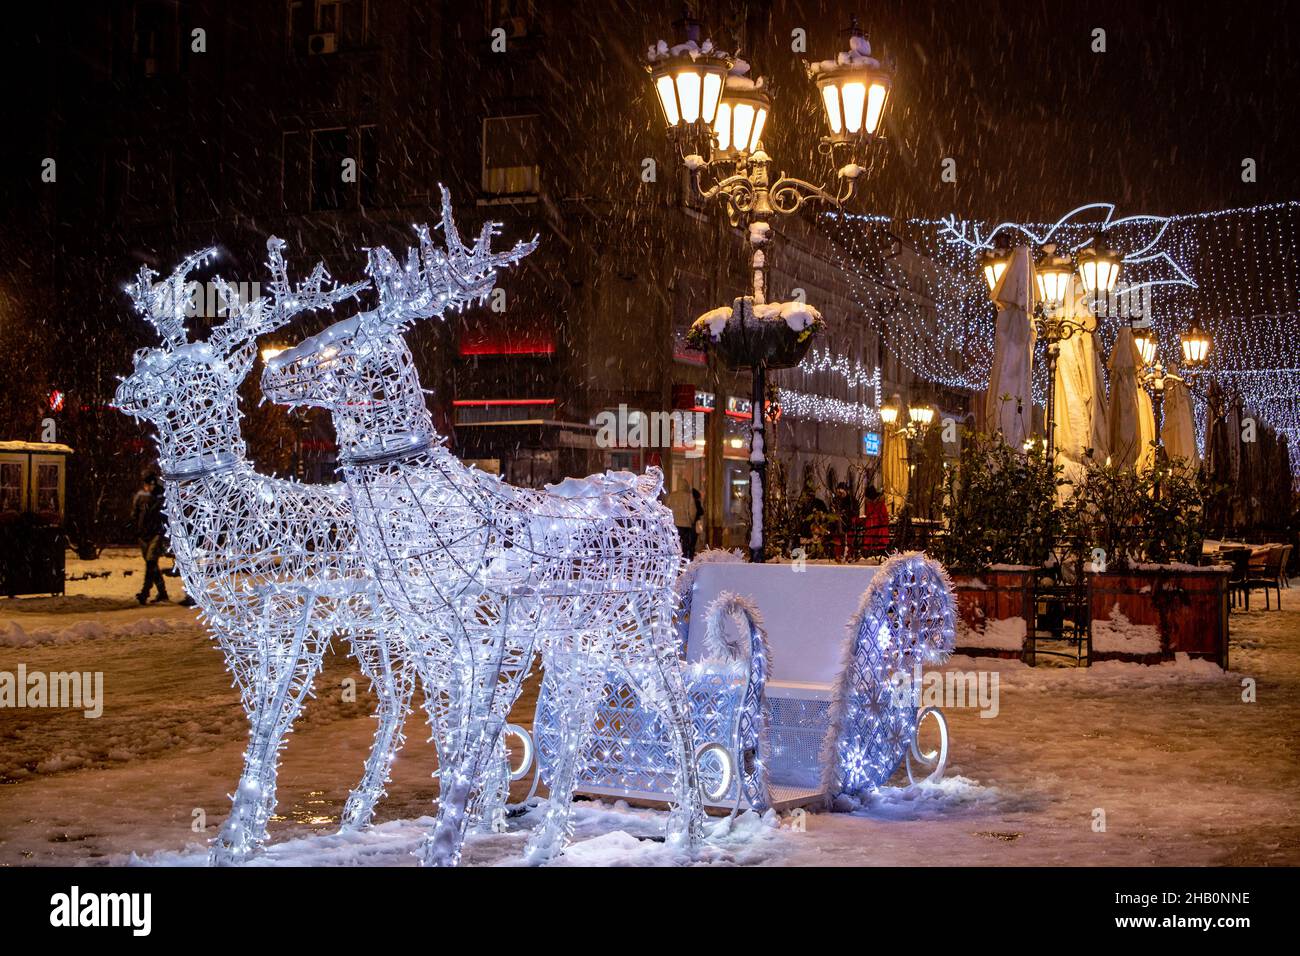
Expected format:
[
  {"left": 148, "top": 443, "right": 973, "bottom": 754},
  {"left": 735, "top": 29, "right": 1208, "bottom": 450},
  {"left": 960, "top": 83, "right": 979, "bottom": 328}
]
[
  {"left": 689, "top": 296, "right": 825, "bottom": 351},
  {"left": 751, "top": 300, "right": 822, "bottom": 333},
  {"left": 806, "top": 33, "right": 883, "bottom": 75},
  {"left": 646, "top": 37, "right": 727, "bottom": 64},
  {"left": 852, "top": 775, "right": 1001, "bottom": 818},
  {"left": 129, "top": 800, "right": 792, "bottom": 868},
  {"left": 956, "top": 616, "right": 1026, "bottom": 652},
  {"left": 0, "top": 616, "right": 185, "bottom": 648},
  {"left": 695, "top": 305, "right": 732, "bottom": 338},
  {"left": 1091, "top": 605, "right": 1162, "bottom": 655}
]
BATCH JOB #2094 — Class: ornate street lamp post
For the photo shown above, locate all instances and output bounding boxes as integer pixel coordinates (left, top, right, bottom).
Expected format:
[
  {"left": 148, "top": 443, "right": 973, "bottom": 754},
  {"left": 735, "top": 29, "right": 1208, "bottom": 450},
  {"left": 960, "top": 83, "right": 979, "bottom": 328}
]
[
  {"left": 977, "top": 237, "right": 1122, "bottom": 463},
  {"left": 653, "top": 13, "right": 895, "bottom": 560},
  {"left": 1032, "top": 244, "right": 1091, "bottom": 462}
]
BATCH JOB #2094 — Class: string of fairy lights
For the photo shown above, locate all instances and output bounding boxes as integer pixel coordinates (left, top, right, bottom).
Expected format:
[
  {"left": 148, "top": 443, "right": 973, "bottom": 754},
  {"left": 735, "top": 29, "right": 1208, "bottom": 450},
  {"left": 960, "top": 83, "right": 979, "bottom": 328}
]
[{"left": 825, "top": 201, "right": 1300, "bottom": 473}]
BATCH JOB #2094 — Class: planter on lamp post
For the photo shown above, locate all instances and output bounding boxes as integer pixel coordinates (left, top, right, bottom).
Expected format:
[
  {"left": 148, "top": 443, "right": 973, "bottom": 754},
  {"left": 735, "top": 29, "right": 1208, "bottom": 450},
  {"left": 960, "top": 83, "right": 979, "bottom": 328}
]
[{"left": 689, "top": 295, "right": 823, "bottom": 561}]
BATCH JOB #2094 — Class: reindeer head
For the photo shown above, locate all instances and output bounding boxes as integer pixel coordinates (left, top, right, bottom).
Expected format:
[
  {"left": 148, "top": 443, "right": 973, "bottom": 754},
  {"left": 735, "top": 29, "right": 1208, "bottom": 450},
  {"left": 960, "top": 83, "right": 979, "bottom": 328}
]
[
  {"left": 262, "top": 187, "right": 536, "bottom": 446},
  {"left": 116, "top": 239, "right": 366, "bottom": 457}
]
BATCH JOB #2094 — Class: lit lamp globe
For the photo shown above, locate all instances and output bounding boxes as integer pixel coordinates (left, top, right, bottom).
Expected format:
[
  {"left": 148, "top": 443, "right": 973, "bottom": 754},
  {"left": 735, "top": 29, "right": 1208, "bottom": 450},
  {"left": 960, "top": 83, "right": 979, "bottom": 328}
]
[
  {"left": 712, "top": 80, "right": 770, "bottom": 159},
  {"left": 908, "top": 404, "right": 935, "bottom": 428},
  {"left": 979, "top": 246, "right": 1011, "bottom": 294},
  {"left": 1076, "top": 238, "right": 1122, "bottom": 295},
  {"left": 808, "top": 26, "right": 893, "bottom": 148},
  {"left": 647, "top": 20, "right": 730, "bottom": 133},
  {"left": 1034, "top": 244, "right": 1075, "bottom": 312},
  {"left": 1180, "top": 321, "right": 1212, "bottom": 367},
  {"left": 1132, "top": 325, "right": 1158, "bottom": 367},
  {"left": 880, "top": 398, "right": 900, "bottom": 426}
]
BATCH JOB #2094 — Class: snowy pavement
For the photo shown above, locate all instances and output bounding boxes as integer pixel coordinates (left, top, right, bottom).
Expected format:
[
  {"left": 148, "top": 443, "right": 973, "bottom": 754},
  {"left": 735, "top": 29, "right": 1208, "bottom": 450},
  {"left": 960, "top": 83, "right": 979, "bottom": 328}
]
[{"left": 1, "top": 550, "right": 1297, "bottom": 866}]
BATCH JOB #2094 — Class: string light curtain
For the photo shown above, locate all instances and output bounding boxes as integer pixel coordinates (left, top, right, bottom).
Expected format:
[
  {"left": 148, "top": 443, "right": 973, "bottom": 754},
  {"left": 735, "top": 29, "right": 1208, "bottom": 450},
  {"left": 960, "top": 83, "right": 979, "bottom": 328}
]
[{"left": 829, "top": 202, "right": 1300, "bottom": 473}]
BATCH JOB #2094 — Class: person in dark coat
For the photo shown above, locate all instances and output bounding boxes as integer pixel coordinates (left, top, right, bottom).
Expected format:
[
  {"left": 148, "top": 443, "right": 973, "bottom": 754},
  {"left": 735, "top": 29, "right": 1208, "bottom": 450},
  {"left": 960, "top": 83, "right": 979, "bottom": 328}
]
[{"left": 131, "top": 472, "right": 169, "bottom": 604}]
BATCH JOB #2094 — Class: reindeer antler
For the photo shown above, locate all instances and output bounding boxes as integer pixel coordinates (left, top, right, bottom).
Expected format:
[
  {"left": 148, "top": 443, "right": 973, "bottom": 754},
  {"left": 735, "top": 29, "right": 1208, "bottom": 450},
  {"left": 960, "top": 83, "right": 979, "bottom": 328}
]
[
  {"left": 127, "top": 247, "right": 218, "bottom": 348},
  {"left": 208, "top": 238, "right": 369, "bottom": 358},
  {"left": 367, "top": 185, "right": 537, "bottom": 326}
]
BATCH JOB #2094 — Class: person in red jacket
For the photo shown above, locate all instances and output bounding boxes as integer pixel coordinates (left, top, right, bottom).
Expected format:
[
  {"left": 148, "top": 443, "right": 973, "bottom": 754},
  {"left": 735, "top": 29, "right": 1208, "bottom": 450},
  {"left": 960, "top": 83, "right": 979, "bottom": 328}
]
[{"left": 861, "top": 484, "right": 891, "bottom": 556}]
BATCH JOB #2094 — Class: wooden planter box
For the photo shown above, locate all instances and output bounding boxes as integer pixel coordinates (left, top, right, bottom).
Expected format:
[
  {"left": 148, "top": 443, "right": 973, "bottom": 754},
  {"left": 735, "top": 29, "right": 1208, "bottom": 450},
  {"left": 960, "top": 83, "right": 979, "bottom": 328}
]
[
  {"left": 951, "top": 568, "right": 1035, "bottom": 663},
  {"left": 1087, "top": 567, "right": 1230, "bottom": 667}
]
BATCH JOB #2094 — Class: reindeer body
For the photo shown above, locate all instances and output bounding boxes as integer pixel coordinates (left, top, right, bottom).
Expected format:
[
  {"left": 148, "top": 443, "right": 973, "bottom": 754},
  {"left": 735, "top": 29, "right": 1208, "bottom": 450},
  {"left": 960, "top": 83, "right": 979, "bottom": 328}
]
[
  {"left": 263, "top": 192, "right": 704, "bottom": 865},
  {"left": 116, "top": 244, "right": 426, "bottom": 864}
]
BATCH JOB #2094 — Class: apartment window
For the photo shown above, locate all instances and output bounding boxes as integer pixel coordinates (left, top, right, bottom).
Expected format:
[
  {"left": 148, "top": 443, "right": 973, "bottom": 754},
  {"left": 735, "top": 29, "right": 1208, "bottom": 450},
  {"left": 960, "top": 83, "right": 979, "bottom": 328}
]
[
  {"left": 486, "top": 0, "right": 537, "bottom": 37},
  {"left": 288, "top": 0, "right": 369, "bottom": 55},
  {"left": 290, "top": 126, "right": 379, "bottom": 211},
  {"left": 358, "top": 125, "right": 379, "bottom": 207},
  {"left": 309, "top": 128, "right": 350, "bottom": 211},
  {"left": 132, "top": 0, "right": 180, "bottom": 77},
  {"left": 482, "top": 115, "right": 540, "bottom": 197},
  {"left": 124, "top": 142, "right": 175, "bottom": 219}
]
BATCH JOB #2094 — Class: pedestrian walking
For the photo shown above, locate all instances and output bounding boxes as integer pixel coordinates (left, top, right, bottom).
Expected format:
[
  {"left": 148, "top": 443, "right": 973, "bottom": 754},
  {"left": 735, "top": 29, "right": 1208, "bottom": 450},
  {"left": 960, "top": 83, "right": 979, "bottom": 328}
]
[{"left": 131, "top": 472, "right": 170, "bottom": 604}]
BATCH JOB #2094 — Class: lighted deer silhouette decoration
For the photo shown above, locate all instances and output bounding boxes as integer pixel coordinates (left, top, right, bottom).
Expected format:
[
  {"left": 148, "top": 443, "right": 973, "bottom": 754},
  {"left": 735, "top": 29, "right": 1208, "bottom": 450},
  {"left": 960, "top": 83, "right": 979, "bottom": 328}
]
[
  {"left": 116, "top": 241, "right": 429, "bottom": 864},
  {"left": 262, "top": 187, "right": 705, "bottom": 866}
]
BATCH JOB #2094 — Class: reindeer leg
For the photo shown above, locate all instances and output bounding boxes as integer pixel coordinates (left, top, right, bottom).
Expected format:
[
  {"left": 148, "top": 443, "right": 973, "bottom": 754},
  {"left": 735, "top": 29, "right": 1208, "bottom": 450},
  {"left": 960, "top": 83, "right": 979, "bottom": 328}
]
[
  {"left": 210, "top": 591, "right": 327, "bottom": 865},
  {"left": 523, "top": 648, "right": 605, "bottom": 865},
  {"left": 339, "top": 623, "right": 414, "bottom": 832},
  {"left": 420, "top": 620, "right": 534, "bottom": 866}
]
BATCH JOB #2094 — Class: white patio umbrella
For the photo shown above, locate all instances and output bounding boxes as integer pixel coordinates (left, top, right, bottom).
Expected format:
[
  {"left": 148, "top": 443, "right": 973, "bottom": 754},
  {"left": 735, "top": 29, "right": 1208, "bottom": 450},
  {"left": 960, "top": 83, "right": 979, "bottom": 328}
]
[
  {"left": 1107, "top": 325, "right": 1158, "bottom": 470},
  {"left": 1160, "top": 371, "right": 1200, "bottom": 468},
  {"left": 1052, "top": 277, "right": 1110, "bottom": 481},
  {"left": 983, "top": 246, "right": 1037, "bottom": 447},
  {"left": 882, "top": 428, "right": 909, "bottom": 514}
]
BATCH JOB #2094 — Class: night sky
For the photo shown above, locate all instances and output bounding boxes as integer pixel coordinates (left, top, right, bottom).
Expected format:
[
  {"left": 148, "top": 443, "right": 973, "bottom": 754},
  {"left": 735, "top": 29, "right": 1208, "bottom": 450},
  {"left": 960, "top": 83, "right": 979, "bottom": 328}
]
[
  {"left": 5, "top": 2, "right": 1297, "bottom": 223},
  {"left": 748, "top": 0, "right": 1299, "bottom": 220}
]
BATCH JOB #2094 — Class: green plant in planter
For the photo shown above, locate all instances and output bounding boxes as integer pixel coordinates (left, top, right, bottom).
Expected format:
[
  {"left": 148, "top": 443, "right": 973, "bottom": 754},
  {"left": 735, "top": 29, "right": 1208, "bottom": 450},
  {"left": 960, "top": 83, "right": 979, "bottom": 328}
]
[
  {"left": 1141, "top": 455, "right": 1208, "bottom": 565},
  {"left": 1060, "top": 458, "right": 1147, "bottom": 570},
  {"left": 938, "top": 429, "right": 1062, "bottom": 573},
  {"left": 1061, "top": 447, "right": 1207, "bottom": 569}
]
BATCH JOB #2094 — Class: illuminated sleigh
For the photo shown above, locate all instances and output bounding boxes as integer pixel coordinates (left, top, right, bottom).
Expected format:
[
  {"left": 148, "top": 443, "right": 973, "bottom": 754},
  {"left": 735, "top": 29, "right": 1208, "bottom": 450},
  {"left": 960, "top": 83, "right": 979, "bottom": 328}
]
[{"left": 510, "top": 551, "right": 957, "bottom": 813}]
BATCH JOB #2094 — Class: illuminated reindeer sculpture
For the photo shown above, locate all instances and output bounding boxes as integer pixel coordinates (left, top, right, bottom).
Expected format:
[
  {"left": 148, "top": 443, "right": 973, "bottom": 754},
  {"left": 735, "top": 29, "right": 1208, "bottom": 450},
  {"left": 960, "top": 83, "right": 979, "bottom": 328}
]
[
  {"left": 116, "top": 242, "right": 430, "bottom": 864},
  {"left": 262, "top": 188, "right": 705, "bottom": 866}
]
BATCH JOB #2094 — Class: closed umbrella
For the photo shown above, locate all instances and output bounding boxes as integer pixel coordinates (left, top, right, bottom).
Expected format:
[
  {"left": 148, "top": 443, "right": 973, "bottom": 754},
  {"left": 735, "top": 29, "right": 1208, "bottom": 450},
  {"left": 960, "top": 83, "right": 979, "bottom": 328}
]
[
  {"left": 1108, "top": 325, "right": 1158, "bottom": 470},
  {"left": 1053, "top": 278, "right": 1110, "bottom": 479},
  {"left": 1160, "top": 371, "right": 1199, "bottom": 468},
  {"left": 882, "top": 428, "right": 909, "bottom": 514},
  {"left": 983, "top": 246, "right": 1037, "bottom": 447}
]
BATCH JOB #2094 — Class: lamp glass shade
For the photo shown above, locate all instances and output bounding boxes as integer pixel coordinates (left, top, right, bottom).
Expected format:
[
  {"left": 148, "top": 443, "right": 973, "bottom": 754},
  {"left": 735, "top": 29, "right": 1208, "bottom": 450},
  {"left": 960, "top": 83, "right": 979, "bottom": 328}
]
[
  {"left": 908, "top": 405, "right": 934, "bottom": 427},
  {"left": 651, "top": 58, "right": 729, "bottom": 129},
  {"left": 979, "top": 248, "right": 1010, "bottom": 293},
  {"left": 1077, "top": 243, "right": 1122, "bottom": 294},
  {"left": 1181, "top": 324, "right": 1212, "bottom": 366},
  {"left": 1133, "top": 327, "right": 1157, "bottom": 366},
  {"left": 1034, "top": 247, "right": 1075, "bottom": 309},
  {"left": 814, "top": 66, "right": 892, "bottom": 143},
  {"left": 879, "top": 403, "right": 899, "bottom": 425},
  {"left": 712, "top": 87, "right": 770, "bottom": 156},
  {"left": 1034, "top": 267, "right": 1072, "bottom": 308}
]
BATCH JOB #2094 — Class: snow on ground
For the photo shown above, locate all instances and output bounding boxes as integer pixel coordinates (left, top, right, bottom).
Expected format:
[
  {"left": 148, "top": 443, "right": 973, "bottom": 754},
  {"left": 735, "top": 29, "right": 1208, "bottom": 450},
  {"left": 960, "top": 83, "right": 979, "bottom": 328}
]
[{"left": 1, "top": 551, "right": 1298, "bottom": 866}]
